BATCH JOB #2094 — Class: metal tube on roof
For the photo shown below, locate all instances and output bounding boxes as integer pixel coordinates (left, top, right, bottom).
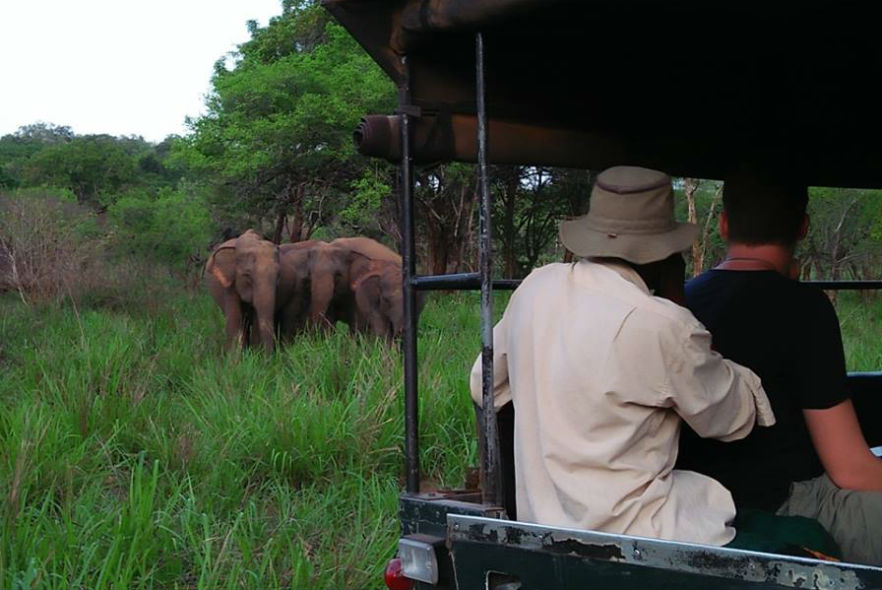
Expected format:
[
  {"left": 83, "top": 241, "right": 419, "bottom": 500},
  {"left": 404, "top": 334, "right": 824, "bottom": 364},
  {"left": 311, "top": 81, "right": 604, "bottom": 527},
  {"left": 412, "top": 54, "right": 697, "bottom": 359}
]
[{"left": 354, "top": 113, "right": 628, "bottom": 169}]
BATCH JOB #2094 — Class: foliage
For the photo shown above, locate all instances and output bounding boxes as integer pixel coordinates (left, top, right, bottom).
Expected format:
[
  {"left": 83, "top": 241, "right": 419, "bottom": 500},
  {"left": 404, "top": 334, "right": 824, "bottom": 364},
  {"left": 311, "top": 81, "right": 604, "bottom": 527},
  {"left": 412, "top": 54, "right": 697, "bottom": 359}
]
[
  {"left": 0, "top": 288, "right": 487, "bottom": 589},
  {"left": 20, "top": 135, "right": 139, "bottom": 208},
  {"left": 107, "top": 187, "right": 213, "bottom": 269},
  {"left": 0, "top": 123, "right": 74, "bottom": 189},
  {"left": 0, "top": 189, "right": 103, "bottom": 304},
  {"left": 0, "top": 284, "right": 877, "bottom": 588},
  {"left": 803, "top": 187, "right": 882, "bottom": 280},
  {"left": 176, "top": 3, "right": 395, "bottom": 242}
]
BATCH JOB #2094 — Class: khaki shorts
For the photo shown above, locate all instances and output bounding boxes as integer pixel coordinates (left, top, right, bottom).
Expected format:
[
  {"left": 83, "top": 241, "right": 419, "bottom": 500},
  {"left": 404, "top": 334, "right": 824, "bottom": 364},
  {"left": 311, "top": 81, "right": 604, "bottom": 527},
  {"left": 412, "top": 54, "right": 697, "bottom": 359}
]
[{"left": 777, "top": 473, "right": 882, "bottom": 566}]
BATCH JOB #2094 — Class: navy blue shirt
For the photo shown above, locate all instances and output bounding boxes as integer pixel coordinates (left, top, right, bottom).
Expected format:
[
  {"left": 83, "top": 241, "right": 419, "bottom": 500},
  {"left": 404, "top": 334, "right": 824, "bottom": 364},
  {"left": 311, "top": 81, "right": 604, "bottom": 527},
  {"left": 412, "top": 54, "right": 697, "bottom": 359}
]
[{"left": 677, "top": 270, "right": 849, "bottom": 511}]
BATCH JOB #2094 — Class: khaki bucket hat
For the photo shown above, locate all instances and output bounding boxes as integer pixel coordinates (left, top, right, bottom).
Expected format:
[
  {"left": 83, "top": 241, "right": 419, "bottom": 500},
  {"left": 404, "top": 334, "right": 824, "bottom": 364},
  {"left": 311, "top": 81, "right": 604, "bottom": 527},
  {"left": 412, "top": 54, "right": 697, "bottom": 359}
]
[{"left": 559, "top": 166, "right": 698, "bottom": 264}]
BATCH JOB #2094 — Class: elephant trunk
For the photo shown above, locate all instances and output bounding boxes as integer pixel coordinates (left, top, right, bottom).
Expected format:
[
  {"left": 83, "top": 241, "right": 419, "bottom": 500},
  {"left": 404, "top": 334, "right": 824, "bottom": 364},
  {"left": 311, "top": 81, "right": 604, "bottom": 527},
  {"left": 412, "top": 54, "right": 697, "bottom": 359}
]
[
  {"left": 253, "top": 275, "right": 277, "bottom": 352},
  {"left": 309, "top": 268, "right": 336, "bottom": 328}
]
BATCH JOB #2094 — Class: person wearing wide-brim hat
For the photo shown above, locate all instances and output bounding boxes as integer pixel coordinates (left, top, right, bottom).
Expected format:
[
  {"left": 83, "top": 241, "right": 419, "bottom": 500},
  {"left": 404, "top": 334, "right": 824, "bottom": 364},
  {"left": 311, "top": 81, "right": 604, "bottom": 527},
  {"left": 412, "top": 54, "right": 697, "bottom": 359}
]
[
  {"left": 469, "top": 165, "right": 775, "bottom": 547},
  {"left": 559, "top": 165, "right": 697, "bottom": 265}
]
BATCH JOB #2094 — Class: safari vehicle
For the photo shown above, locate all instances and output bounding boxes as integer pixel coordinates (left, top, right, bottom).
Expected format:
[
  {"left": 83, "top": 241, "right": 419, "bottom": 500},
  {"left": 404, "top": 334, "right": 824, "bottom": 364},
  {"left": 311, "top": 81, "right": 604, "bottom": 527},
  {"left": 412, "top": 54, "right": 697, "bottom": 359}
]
[{"left": 322, "top": 1, "right": 882, "bottom": 588}]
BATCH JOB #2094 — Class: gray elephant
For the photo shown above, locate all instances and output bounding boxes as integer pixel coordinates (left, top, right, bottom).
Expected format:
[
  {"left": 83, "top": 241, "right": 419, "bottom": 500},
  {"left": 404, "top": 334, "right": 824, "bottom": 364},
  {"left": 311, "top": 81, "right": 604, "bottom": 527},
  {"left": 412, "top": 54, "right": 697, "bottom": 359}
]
[{"left": 204, "top": 230, "right": 280, "bottom": 352}]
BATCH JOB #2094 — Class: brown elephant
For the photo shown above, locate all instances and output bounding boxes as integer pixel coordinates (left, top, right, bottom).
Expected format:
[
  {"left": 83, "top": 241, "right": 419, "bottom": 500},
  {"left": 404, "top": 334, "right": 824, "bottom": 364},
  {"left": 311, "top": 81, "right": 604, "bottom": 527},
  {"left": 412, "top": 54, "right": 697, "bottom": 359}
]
[
  {"left": 305, "top": 241, "right": 358, "bottom": 329},
  {"left": 204, "top": 230, "right": 280, "bottom": 352},
  {"left": 352, "top": 260, "right": 427, "bottom": 340},
  {"left": 352, "top": 260, "right": 404, "bottom": 339},
  {"left": 306, "top": 237, "right": 402, "bottom": 332},
  {"left": 276, "top": 239, "right": 323, "bottom": 338},
  {"left": 328, "top": 237, "right": 401, "bottom": 264}
]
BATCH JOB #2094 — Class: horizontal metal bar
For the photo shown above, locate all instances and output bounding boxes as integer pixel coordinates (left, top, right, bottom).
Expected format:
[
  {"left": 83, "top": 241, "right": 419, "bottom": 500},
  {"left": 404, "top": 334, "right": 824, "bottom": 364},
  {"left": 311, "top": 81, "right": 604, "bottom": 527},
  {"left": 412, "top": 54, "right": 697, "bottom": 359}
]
[
  {"left": 807, "top": 280, "right": 882, "bottom": 290},
  {"left": 411, "top": 273, "right": 520, "bottom": 291},
  {"left": 410, "top": 276, "right": 881, "bottom": 292}
]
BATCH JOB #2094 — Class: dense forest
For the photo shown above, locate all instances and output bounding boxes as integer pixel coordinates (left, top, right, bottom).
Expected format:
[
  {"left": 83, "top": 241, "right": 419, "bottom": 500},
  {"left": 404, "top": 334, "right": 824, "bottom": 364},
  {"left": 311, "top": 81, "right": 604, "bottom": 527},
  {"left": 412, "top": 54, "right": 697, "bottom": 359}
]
[{"left": 1, "top": 0, "right": 879, "bottom": 301}]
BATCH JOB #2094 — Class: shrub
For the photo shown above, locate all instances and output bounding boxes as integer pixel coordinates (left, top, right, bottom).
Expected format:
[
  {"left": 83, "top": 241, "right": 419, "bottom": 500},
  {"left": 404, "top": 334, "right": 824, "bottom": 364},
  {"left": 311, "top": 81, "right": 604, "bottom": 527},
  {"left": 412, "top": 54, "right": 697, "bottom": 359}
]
[
  {"left": 0, "top": 188, "right": 103, "bottom": 304},
  {"left": 107, "top": 187, "right": 213, "bottom": 275}
]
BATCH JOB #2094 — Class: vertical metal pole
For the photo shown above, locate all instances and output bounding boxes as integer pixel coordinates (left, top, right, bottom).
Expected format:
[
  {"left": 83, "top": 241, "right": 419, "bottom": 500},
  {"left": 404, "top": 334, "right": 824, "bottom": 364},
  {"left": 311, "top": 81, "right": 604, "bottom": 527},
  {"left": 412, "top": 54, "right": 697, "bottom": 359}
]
[
  {"left": 399, "top": 56, "right": 420, "bottom": 495},
  {"left": 476, "top": 32, "right": 501, "bottom": 507}
]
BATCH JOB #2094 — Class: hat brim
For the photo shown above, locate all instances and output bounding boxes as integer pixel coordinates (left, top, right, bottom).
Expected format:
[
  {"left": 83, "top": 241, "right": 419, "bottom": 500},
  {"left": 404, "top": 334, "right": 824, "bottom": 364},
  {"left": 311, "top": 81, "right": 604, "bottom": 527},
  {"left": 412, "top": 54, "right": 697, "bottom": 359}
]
[{"left": 559, "top": 219, "right": 699, "bottom": 265}]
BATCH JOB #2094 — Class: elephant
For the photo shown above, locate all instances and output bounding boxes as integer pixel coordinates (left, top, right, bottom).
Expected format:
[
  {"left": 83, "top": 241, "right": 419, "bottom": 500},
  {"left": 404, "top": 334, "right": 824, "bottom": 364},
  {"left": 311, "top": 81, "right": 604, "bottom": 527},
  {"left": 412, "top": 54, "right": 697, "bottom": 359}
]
[
  {"left": 304, "top": 241, "right": 358, "bottom": 329},
  {"left": 352, "top": 260, "right": 428, "bottom": 340},
  {"left": 276, "top": 239, "right": 323, "bottom": 338},
  {"left": 306, "top": 237, "right": 402, "bottom": 332},
  {"left": 352, "top": 260, "right": 406, "bottom": 339},
  {"left": 204, "top": 229, "right": 280, "bottom": 352},
  {"left": 328, "top": 237, "right": 401, "bottom": 265}
]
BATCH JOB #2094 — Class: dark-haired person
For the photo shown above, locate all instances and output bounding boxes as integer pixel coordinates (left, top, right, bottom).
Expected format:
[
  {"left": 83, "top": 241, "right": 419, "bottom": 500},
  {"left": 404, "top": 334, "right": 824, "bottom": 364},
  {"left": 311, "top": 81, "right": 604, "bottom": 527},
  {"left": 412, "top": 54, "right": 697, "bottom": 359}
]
[{"left": 677, "top": 174, "right": 882, "bottom": 565}]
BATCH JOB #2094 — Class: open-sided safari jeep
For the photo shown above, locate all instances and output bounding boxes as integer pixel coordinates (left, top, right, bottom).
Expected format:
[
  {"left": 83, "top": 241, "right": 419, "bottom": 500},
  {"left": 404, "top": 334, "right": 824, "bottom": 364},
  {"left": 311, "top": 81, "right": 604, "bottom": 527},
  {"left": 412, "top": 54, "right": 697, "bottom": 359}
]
[{"left": 322, "top": 1, "right": 882, "bottom": 588}]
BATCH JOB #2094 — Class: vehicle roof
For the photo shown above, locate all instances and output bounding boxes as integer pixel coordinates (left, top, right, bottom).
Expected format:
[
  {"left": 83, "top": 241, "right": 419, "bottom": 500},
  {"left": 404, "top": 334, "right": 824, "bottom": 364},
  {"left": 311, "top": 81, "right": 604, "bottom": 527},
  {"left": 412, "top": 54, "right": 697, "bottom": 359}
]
[{"left": 324, "top": 0, "right": 881, "bottom": 188}]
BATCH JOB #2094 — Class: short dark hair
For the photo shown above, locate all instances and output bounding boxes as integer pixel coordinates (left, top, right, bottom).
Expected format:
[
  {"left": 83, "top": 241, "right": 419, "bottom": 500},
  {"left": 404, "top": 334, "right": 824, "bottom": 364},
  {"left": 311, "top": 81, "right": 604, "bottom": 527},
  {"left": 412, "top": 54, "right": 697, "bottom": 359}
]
[{"left": 722, "top": 174, "right": 808, "bottom": 246}]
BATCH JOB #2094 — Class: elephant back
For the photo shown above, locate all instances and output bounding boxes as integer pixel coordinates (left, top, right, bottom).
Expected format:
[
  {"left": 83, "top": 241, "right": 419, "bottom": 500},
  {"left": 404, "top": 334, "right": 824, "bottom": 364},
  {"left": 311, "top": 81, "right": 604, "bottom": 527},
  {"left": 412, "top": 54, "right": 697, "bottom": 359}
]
[{"left": 330, "top": 237, "right": 401, "bottom": 264}]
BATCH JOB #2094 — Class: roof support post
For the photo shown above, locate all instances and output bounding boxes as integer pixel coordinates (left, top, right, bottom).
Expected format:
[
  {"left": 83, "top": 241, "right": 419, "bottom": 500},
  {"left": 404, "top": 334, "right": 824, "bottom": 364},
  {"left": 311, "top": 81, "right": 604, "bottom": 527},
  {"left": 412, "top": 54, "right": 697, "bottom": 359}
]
[
  {"left": 399, "top": 55, "right": 420, "bottom": 495},
  {"left": 477, "top": 32, "right": 502, "bottom": 508}
]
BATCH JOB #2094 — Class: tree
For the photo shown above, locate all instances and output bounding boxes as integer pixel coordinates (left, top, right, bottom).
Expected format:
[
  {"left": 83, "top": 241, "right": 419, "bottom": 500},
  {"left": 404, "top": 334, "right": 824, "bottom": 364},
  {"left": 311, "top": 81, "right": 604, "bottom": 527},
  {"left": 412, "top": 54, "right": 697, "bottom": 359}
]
[
  {"left": 22, "top": 135, "right": 138, "bottom": 208},
  {"left": 0, "top": 123, "right": 74, "bottom": 189},
  {"left": 108, "top": 187, "right": 213, "bottom": 270},
  {"left": 415, "top": 164, "right": 478, "bottom": 274},
  {"left": 802, "top": 187, "right": 881, "bottom": 281},
  {"left": 681, "top": 178, "right": 723, "bottom": 276},
  {"left": 176, "top": 2, "right": 395, "bottom": 243}
]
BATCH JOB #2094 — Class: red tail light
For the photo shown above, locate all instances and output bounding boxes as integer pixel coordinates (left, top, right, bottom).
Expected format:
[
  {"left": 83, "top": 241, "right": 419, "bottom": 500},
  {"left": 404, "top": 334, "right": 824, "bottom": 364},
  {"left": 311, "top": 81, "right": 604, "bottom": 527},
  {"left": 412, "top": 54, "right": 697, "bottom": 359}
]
[{"left": 385, "top": 557, "right": 414, "bottom": 590}]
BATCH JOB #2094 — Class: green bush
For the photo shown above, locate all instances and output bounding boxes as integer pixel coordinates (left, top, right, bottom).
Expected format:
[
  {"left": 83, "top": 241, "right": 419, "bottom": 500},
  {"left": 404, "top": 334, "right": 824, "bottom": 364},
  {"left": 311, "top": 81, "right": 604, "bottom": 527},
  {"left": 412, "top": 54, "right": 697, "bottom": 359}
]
[{"left": 108, "top": 187, "right": 213, "bottom": 270}]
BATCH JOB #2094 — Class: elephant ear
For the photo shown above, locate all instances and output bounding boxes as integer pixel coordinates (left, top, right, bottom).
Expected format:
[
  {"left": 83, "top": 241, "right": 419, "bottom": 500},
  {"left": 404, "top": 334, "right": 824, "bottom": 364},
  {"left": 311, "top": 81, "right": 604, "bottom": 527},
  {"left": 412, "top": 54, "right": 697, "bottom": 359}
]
[
  {"left": 351, "top": 260, "right": 385, "bottom": 291},
  {"left": 207, "top": 246, "right": 236, "bottom": 288}
]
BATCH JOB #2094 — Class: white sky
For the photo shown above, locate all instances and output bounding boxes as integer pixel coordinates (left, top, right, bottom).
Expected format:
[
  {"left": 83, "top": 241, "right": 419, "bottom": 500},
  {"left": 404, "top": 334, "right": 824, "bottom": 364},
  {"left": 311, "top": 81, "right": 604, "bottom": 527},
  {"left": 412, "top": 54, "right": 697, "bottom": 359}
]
[{"left": 0, "top": 0, "right": 282, "bottom": 143}]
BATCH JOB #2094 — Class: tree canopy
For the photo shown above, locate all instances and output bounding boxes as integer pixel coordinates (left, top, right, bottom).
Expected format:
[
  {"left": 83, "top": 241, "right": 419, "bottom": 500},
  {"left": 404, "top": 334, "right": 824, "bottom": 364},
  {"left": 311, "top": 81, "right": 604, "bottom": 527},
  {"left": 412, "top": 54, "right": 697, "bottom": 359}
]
[
  {"left": 1, "top": 1, "right": 878, "bottom": 282},
  {"left": 176, "top": 2, "right": 396, "bottom": 242}
]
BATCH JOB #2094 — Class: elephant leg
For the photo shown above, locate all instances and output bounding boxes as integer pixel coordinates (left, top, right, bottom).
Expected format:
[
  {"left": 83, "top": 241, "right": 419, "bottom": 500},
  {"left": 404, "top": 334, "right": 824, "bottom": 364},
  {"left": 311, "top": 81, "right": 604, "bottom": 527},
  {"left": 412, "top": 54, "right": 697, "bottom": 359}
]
[
  {"left": 255, "top": 315, "right": 275, "bottom": 352},
  {"left": 243, "top": 305, "right": 257, "bottom": 349},
  {"left": 355, "top": 277, "right": 388, "bottom": 338},
  {"left": 222, "top": 292, "right": 245, "bottom": 350}
]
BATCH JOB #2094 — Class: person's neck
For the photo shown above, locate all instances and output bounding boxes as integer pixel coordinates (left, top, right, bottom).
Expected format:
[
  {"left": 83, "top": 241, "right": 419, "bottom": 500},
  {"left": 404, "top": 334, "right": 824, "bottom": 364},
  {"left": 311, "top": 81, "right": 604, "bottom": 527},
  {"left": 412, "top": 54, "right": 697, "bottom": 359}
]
[{"left": 719, "top": 243, "right": 793, "bottom": 275}]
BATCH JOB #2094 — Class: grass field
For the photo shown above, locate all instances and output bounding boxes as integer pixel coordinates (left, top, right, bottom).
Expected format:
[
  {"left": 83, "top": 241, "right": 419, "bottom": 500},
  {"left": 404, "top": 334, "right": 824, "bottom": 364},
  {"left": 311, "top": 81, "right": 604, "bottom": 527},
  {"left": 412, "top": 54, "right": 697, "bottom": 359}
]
[{"left": 0, "top": 286, "right": 879, "bottom": 589}]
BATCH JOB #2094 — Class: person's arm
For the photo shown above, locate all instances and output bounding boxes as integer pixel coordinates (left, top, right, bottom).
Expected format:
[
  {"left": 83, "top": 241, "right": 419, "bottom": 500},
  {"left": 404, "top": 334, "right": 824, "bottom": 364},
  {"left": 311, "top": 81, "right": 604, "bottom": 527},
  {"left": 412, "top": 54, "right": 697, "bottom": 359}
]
[
  {"left": 793, "top": 289, "right": 880, "bottom": 489},
  {"left": 469, "top": 315, "right": 511, "bottom": 411},
  {"left": 663, "top": 321, "right": 776, "bottom": 441},
  {"left": 615, "top": 308, "right": 775, "bottom": 439},
  {"left": 804, "top": 400, "right": 882, "bottom": 490}
]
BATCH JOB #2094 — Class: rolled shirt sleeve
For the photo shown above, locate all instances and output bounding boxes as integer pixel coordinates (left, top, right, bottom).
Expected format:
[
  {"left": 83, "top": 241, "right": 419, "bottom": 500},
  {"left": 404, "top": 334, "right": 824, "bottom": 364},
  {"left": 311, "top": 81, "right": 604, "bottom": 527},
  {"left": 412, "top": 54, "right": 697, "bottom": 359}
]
[
  {"left": 470, "top": 315, "right": 512, "bottom": 411},
  {"left": 660, "top": 311, "right": 776, "bottom": 440},
  {"left": 613, "top": 302, "right": 775, "bottom": 441}
]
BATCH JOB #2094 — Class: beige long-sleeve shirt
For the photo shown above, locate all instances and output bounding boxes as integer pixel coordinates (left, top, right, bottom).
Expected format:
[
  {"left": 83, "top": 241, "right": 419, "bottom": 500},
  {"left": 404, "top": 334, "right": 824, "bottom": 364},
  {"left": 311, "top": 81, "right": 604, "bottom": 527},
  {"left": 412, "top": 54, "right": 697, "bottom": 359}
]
[{"left": 470, "top": 260, "right": 775, "bottom": 546}]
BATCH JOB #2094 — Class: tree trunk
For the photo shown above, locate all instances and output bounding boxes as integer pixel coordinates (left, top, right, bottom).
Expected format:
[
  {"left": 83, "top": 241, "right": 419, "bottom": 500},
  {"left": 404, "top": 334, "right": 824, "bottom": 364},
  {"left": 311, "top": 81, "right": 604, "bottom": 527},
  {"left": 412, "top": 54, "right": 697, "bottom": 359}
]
[
  {"left": 289, "top": 185, "right": 305, "bottom": 243},
  {"left": 502, "top": 170, "right": 518, "bottom": 278},
  {"left": 684, "top": 178, "right": 702, "bottom": 276},
  {"left": 272, "top": 211, "right": 286, "bottom": 244}
]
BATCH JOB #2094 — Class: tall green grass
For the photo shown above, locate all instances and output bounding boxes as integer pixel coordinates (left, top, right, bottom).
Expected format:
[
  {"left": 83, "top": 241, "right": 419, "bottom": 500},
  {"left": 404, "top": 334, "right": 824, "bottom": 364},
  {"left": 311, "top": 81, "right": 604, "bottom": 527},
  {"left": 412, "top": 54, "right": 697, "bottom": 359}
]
[
  {"left": 0, "top": 287, "right": 877, "bottom": 589},
  {"left": 0, "top": 289, "right": 485, "bottom": 589}
]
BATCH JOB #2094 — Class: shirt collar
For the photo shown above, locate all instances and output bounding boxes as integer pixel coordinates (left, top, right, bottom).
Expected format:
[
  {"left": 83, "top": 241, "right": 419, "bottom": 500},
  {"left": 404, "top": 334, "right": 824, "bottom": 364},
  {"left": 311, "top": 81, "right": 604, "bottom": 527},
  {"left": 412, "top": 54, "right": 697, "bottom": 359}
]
[{"left": 582, "top": 258, "right": 651, "bottom": 295}]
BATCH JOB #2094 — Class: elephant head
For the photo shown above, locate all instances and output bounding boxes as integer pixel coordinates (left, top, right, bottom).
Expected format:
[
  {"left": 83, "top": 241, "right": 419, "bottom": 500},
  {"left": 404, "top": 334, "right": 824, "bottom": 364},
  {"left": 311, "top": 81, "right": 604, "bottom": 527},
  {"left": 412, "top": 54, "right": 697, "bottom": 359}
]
[
  {"left": 205, "top": 229, "right": 280, "bottom": 352},
  {"left": 276, "top": 240, "right": 323, "bottom": 338},
  {"left": 306, "top": 242, "right": 355, "bottom": 329},
  {"left": 352, "top": 259, "right": 425, "bottom": 340}
]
